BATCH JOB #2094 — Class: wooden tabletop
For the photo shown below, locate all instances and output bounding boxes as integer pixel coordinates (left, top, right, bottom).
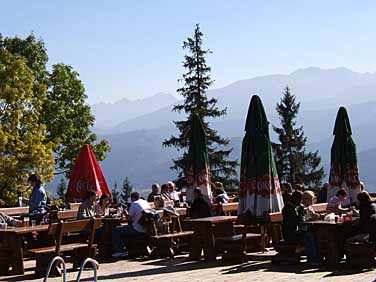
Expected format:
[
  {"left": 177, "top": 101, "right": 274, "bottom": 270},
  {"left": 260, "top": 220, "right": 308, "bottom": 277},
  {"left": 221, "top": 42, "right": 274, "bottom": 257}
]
[
  {"left": 0, "top": 224, "right": 49, "bottom": 235},
  {"left": 303, "top": 218, "right": 357, "bottom": 225},
  {"left": 185, "top": 216, "right": 238, "bottom": 224}
]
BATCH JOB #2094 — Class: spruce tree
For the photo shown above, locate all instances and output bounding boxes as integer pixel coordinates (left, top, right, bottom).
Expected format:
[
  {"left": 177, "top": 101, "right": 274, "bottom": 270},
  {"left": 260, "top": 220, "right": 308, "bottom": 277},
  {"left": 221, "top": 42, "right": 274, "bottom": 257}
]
[
  {"left": 120, "top": 177, "right": 133, "bottom": 205},
  {"left": 163, "top": 24, "right": 238, "bottom": 188},
  {"left": 56, "top": 178, "right": 67, "bottom": 202},
  {"left": 111, "top": 181, "right": 120, "bottom": 205},
  {"left": 272, "top": 86, "right": 325, "bottom": 189}
]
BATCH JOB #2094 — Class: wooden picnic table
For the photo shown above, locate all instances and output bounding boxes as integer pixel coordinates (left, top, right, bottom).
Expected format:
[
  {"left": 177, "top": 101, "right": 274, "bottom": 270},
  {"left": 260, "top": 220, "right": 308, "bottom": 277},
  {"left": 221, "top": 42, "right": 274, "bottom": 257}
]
[
  {"left": 0, "top": 225, "right": 49, "bottom": 274},
  {"left": 303, "top": 218, "right": 357, "bottom": 264},
  {"left": 185, "top": 216, "right": 238, "bottom": 261},
  {"left": 99, "top": 216, "right": 128, "bottom": 259}
]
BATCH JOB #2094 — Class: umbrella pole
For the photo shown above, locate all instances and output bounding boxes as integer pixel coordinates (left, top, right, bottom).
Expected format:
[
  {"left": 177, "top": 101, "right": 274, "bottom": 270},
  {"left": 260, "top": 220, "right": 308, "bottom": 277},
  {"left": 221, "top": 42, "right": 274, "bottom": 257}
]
[{"left": 260, "top": 224, "right": 266, "bottom": 253}]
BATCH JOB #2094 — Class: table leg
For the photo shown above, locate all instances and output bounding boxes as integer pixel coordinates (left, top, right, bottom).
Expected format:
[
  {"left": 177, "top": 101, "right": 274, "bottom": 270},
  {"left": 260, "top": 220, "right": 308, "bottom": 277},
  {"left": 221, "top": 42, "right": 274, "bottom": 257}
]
[
  {"left": 326, "top": 228, "right": 341, "bottom": 264},
  {"left": 189, "top": 222, "right": 205, "bottom": 260},
  {"left": 202, "top": 224, "right": 216, "bottom": 261},
  {"left": 8, "top": 233, "right": 24, "bottom": 274}
]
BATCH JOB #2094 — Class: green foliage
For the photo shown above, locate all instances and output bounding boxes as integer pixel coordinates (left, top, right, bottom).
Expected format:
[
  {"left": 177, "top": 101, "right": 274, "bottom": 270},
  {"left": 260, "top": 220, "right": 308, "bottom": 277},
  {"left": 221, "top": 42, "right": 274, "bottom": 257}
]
[
  {"left": 56, "top": 178, "right": 67, "bottom": 202},
  {"left": 163, "top": 24, "right": 238, "bottom": 188},
  {"left": 43, "top": 64, "right": 110, "bottom": 175},
  {"left": 0, "top": 49, "right": 55, "bottom": 206},
  {"left": 0, "top": 33, "right": 111, "bottom": 204},
  {"left": 272, "top": 86, "right": 325, "bottom": 189},
  {"left": 120, "top": 177, "right": 133, "bottom": 205}
]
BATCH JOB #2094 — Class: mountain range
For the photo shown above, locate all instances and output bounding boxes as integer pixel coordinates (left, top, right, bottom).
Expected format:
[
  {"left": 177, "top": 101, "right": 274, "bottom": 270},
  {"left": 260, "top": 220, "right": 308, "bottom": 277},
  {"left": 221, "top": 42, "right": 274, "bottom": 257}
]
[{"left": 46, "top": 67, "right": 376, "bottom": 195}]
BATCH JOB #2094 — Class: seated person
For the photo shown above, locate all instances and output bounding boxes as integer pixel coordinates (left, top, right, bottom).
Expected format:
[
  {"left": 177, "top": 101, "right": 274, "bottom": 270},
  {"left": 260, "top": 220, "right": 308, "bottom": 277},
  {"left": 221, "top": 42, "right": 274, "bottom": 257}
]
[
  {"left": 302, "top": 190, "right": 320, "bottom": 220},
  {"left": 147, "top": 183, "right": 160, "bottom": 202},
  {"left": 282, "top": 182, "right": 293, "bottom": 204},
  {"left": 95, "top": 193, "right": 110, "bottom": 217},
  {"left": 214, "top": 187, "right": 229, "bottom": 204},
  {"left": 327, "top": 189, "right": 352, "bottom": 215},
  {"left": 112, "top": 192, "right": 151, "bottom": 258},
  {"left": 357, "top": 191, "right": 376, "bottom": 233},
  {"left": 282, "top": 191, "right": 319, "bottom": 264},
  {"left": 167, "top": 181, "right": 181, "bottom": 206},
  {"left": 22, "top": 174, "right": 47, "bottom": 223},
  {"left": 78, "top": 191, "right": 96, "bottom": 219},
  {"left": 316, "top": 183, "right": 328, "bottom": 204},
  {"left": 190, "top": 188, "right": 211, "bottom": 219},
  {"left": 0, "top": 212, "right": 22, "bottom": 227},
  {"left": 160, "top": 184, "right": 173, "bottom": 201},
  {"left": 282, "top": 191, "right": 305, "bottom": 242}
]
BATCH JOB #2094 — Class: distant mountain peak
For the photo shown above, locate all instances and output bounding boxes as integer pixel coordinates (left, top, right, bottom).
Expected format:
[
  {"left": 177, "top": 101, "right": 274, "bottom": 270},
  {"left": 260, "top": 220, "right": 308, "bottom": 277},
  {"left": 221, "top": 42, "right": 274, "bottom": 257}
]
[{"left": 290, "top": 66, "right": 357, "bottom": 76}]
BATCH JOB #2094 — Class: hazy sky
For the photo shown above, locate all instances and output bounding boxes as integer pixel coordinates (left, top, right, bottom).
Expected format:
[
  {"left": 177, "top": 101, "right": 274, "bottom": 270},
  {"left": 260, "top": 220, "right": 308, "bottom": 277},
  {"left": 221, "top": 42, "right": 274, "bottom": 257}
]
[{"left": 1, "top": 1, "right": 375, "bottom": 103}]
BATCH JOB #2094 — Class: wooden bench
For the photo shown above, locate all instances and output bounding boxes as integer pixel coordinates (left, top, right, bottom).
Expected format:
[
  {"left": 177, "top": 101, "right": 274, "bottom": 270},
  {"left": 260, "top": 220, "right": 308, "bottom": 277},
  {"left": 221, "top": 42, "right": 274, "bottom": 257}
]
[
  {"left": 67, "top": 202, "right": 81, "bottom": 210},
  {"left": 221, "top": 203, "right": 238, "bottom": 216},
  {"left": 269, "top": 212, "right": 300, "bottom": 264},
  {"left": 212, "top": 202, "right": 238, "bottom": 216},
  {"left": 27, "top": 218, "right": 101, "bottom": 275},
  {"left": 0, "top": 206, "right": 29, "bottom": 217},
  {"left": 149, "top": 209, "right": 193, "bottom": 258},
  {"left": 215, "top": 217, "right": 261, "bottom": 262},
  {"left": 345, "top": 241, "right": 376, "bottom": 267},
  {"left": 49, "top": 209, "right": 78, "bottom": 222}
]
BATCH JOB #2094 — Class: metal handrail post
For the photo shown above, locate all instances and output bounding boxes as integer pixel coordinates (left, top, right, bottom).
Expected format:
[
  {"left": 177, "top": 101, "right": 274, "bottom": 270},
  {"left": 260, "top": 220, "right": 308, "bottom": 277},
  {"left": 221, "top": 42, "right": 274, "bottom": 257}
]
[
  {"left": 76, "top": 257, "right": 99, "bottom": 282},
  {"left": 43, "top": 256, "right": 66, "bottom": 282}
]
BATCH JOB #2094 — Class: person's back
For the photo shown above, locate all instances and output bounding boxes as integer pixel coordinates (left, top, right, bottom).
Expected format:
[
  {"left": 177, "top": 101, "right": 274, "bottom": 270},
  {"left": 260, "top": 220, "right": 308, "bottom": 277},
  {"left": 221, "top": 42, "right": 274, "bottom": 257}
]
[
  {"left": 77, "top": 191, "right": 96, "bottom": 219},
  {"left": 128, "top": 198, "right": 151, "bottom": 233},
  {"left": 316, "top": 183, "right": 328, "bottom": 203},
  {"left": 282, "top": 191, "right": 304, "bottom": 242},
  {"left": 191, "top": 189, "right": 211, "bottom": 218},
  {"left": 357, "top": 192, "right": 376, "bottom": 234}
]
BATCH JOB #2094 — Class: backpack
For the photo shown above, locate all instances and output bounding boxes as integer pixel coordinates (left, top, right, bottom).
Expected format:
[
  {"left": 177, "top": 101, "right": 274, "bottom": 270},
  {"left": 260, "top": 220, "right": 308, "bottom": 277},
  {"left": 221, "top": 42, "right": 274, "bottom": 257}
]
[{"left": 138, "top": 208, "right": 160, "bottom": 228}]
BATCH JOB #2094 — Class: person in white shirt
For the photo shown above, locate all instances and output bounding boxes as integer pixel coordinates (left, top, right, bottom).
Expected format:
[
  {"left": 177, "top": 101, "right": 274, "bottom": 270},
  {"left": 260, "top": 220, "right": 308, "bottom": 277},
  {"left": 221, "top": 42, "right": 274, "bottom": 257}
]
[
  {"left": 167, "top": 181, "right": 180, "bottom": 203},
  {"left": 112, "top": 192, "right": 151, "bottom": 258}
]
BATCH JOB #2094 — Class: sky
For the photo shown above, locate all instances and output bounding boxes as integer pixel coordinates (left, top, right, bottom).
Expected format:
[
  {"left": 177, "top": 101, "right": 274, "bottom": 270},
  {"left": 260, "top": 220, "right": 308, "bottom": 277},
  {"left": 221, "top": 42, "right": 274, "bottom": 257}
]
[{"left": 1, "top": 1, "right": 376, "bottom": 104}]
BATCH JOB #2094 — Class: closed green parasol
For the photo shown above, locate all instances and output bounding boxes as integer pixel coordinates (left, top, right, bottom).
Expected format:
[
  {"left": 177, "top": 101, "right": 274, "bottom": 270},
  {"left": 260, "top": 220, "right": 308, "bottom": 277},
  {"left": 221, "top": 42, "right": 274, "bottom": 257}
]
[
  {"left": 238, "top": 95, "right": 284, "bottom": 221},
  {"left": 328, "top": 107, "right": 360, "bottom": 203},
  {"left": 185, "top": 113, "right": 211, "bottom": 203}
]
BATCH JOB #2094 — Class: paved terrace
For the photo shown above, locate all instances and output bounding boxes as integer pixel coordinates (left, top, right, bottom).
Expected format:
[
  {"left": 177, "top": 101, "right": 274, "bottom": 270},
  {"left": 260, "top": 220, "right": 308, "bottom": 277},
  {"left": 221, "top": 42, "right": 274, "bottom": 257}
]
[{"left": 1, "top": 252, "right": 376, "bottom": 282}]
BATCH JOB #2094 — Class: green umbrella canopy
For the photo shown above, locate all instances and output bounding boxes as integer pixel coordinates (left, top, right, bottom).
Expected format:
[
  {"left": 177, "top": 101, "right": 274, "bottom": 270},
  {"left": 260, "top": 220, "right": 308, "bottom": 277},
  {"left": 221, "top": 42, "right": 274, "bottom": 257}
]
[
  {"left": 329, "top": 106, "right": 360, "bottom": 187},
  {"left": 186, "top": 113, "right": 210, "bottom": 186},
  {"left": 239, "top": 95, "right": 282, "bottom": 218}
]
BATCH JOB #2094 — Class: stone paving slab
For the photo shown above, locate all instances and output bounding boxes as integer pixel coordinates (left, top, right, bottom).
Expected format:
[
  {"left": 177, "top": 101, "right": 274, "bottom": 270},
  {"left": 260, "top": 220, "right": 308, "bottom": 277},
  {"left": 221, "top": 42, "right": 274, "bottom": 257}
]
[{"left": 1, "top": 253, "right": 376, "bottom": 282}]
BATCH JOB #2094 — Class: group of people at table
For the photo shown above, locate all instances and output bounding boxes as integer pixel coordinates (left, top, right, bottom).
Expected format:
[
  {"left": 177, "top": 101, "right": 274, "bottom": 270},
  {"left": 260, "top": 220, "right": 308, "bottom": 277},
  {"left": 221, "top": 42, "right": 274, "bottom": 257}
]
[
  {"left": 1, "top": 174, "right": 376, "bottom": 265},
  {"left": 0, "top": 176, "right": 231, "bottom": 260},
  {"left": 281, "top": 182, "right": 376, "bottom": 265}
]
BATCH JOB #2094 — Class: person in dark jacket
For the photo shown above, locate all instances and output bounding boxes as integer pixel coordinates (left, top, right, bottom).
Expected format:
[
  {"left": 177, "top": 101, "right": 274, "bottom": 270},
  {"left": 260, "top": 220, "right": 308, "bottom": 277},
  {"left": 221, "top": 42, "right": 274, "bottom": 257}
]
[
  {"left": 282, "top": 190, "right": 319, "bottom": 264},
  {"left": 282, "top": 191, "right": 304, "bottom": 241},
  {"left": 190, "top": 188, "right": 211, "bottom": 218},
  {"left": 356, "top": 191, "right": 376, "bottom": 234}
]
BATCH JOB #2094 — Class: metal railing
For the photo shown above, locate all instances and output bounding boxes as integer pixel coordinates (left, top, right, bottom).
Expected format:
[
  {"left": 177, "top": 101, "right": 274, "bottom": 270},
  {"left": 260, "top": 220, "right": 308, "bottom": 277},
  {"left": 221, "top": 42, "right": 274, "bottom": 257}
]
[
  {"left": 42, "top": 256, "right": 99, "bottom": 282},
  {"left": 76, "top": 258, "right": 99, "bottom": 282},
  {"left": 43, "top": 256, "right": 66, "bottom": 282}
]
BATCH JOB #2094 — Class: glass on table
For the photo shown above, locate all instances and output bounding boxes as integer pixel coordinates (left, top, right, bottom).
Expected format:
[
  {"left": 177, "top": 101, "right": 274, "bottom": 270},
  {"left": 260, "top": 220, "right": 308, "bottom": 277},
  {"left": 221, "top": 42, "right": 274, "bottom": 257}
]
[
  {"left": 23, "top": 217, "right": 29, "bottom": 227},
  {"left": 31, "top": 220, "right": 36, "bottom": 227}
]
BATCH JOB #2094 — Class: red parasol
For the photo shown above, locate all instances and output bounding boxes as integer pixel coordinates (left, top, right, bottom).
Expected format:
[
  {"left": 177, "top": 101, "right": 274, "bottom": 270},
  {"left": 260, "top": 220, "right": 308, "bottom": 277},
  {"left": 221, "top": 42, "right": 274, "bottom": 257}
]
[{"left": 65, "top": 144, "right": 111, "bottom": 201}]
